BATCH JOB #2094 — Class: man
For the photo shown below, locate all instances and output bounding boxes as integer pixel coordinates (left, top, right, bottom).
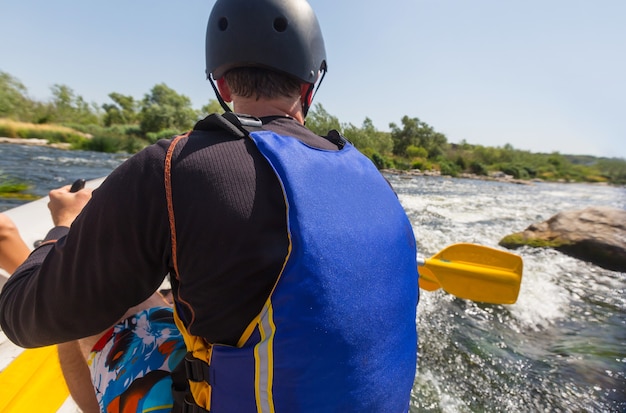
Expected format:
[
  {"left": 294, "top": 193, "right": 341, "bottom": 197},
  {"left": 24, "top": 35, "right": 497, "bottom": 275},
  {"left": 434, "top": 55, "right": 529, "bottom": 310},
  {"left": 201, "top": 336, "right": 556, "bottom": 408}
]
[{"left": 1, "top": 0, "right": 419, "bottom": 411}]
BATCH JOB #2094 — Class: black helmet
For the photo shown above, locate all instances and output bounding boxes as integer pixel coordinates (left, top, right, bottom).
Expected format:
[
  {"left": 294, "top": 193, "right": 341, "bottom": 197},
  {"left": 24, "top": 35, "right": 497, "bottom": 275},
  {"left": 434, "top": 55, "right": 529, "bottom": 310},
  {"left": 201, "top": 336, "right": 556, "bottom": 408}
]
[{"left": 206, "top": 0, "right": 327, "bottom": 84}]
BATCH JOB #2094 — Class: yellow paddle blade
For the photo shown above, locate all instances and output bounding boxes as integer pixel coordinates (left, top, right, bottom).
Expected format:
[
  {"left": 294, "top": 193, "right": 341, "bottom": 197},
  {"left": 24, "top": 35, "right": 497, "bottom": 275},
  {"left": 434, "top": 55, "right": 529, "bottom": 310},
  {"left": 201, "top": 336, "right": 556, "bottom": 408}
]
[
  {"left": 417, "top": 266, "right": 441, "bottom": 291},
  {"left": 0, "top": 345, "right": 70, "bottom": 412},
  {"left": 420, "top": 243, "right": 523, "bottom": 304}
]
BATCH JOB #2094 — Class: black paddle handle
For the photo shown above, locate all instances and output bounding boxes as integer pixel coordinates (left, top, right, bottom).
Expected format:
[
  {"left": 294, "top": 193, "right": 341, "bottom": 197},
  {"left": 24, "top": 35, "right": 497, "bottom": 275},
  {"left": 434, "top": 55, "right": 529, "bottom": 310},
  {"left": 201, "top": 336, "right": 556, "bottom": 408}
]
[{"left": 69, "top": 179, "right": 86, "bottom": 193}]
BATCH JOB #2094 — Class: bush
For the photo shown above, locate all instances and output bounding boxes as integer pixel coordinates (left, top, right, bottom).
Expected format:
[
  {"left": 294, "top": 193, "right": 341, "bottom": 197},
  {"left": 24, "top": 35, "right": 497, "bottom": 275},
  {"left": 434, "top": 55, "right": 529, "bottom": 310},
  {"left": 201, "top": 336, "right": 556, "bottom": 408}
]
[
  {"left": 69, "top": 123, "right": 149, "bottom": 153},
  {"left": 455, "top": 155, "right": 467, "bottom": 170},
  {"left": 371, "top": 153, "right": 387, "bottom": 169},
  {"left": 411, "top": 158, "right": 432, "bottom": 171},
  {"left": 439, "top": 160, "right": 459, "bottom": 177},
  {"left": 80, "top": 135, "right": 121, "bottom": 153},
  {"left": 469, "top": 161, "right": 488, "bottom": 176},
  {"left": 361, "top": 147, "right": 391, "bottom": 169},
  {"left": 393, "top": 159, "right": 412, "bottom": 170},
  {"left": 500, "top": 164, "right": 529, "bottom": 179},
  {"left": 406, "top": 145, "right": 428, "bottom": 158},
  {"left": 146, "top": 128, "right": 180, "bottom": 144}
]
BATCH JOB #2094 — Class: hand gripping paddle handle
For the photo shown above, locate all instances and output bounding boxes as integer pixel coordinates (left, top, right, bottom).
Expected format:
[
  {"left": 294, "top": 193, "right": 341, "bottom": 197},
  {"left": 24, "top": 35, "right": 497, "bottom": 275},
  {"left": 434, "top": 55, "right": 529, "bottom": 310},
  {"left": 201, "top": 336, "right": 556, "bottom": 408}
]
[{"left": 32, "top": 179, "right": 87, "bottom": 248}]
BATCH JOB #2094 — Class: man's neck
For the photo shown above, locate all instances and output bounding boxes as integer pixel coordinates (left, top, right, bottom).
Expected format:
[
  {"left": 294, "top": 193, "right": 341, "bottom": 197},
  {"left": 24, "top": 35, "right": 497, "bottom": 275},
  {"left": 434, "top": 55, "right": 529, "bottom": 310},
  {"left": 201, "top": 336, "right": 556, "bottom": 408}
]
[{"left": 232, "top": 96, "right": 305, "bottom": 125}]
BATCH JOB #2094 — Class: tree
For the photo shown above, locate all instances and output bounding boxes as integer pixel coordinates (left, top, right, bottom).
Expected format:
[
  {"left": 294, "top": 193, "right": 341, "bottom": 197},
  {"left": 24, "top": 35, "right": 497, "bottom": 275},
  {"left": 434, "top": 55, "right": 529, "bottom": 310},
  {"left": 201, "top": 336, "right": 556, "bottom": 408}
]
[
  {"left": 390, "top": 116, "right": 447, "bottom": 158},
  {"left": 305, "top": 103, "right": 341, "bottom": 136},
  {"left": 49, "top": 84, "right": 100, "bottom": 125},
  {"left": 139, "top": 83, "right": 198, "bottom": 133},
  {"left": 102, "top": 92, "right": 138, "bottom": 126},
  {"left": 344, "top": 117, "right": 393, "bottom": 155},
  {"left": 201, "top": 99, "right": 227, "bottom": 115},
  {"left": 0, "top": 71, "right": 32, "bottom": 120}
]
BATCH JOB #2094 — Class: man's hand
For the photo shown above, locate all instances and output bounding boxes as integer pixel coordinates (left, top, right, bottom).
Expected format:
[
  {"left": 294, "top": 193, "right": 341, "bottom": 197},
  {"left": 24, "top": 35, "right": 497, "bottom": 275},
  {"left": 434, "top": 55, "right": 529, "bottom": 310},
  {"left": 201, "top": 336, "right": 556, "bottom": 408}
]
[{"left": 48, "top": 185, "right": 93, "bottom": 227}]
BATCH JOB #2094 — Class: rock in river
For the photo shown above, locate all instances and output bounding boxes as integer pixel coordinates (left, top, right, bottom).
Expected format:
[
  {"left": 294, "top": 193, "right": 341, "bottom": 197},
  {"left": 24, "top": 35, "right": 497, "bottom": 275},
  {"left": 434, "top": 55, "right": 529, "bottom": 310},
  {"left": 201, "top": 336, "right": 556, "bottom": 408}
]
[{"left": 499, "top": 206, "right": 626, "bottom": 271}]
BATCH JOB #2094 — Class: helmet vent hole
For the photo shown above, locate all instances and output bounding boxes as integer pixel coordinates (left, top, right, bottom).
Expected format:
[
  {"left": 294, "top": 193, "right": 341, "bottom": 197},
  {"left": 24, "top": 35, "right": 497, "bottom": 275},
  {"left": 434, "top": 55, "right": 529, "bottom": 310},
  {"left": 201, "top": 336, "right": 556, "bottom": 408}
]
[
  {"left": 273, "top": 17, "right": 288, "bottom": 32},
  {"left": 218, "top": 17, "right": 228, "bottom": 31}
]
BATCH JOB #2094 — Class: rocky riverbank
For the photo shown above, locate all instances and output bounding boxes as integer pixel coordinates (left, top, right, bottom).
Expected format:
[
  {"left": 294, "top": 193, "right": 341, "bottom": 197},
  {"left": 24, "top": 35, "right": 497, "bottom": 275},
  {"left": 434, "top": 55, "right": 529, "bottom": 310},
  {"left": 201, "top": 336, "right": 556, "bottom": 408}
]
[
  {"left": 0, "top": 137, "right": 71, "bottom": 150},
  {"left": 381, "top": 168, "right": 533, "bottom": 185}
]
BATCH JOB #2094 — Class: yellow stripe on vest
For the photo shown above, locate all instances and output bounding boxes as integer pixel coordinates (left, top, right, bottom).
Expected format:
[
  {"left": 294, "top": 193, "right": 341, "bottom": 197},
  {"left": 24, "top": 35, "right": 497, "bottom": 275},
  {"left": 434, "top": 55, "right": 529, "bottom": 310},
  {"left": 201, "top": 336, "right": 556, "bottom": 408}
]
[{"left": 255, "top": 304, "right": 276, "bottom": 413}]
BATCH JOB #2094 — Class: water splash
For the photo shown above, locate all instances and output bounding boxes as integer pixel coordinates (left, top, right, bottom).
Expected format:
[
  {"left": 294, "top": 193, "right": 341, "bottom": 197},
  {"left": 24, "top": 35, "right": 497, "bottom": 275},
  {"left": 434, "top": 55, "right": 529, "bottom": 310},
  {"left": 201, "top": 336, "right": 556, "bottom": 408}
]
[{"left": 388, "top": 174, "right": 626, "bottom": 412}]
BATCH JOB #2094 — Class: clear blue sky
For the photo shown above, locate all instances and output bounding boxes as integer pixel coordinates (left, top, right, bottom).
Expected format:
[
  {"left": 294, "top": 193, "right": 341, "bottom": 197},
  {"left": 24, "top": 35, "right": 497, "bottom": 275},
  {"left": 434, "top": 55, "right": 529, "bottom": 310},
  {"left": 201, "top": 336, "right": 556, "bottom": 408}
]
[{"left": 1, "top": 0, "right": 624, "bottom": 158}]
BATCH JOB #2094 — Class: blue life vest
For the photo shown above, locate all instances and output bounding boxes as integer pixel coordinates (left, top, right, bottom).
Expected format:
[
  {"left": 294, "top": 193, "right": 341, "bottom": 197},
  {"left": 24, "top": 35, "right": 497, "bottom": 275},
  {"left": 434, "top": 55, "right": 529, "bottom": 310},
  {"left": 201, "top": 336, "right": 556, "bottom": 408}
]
[{"left": 170, "top": 118, "right": 418, "bottom": 412}]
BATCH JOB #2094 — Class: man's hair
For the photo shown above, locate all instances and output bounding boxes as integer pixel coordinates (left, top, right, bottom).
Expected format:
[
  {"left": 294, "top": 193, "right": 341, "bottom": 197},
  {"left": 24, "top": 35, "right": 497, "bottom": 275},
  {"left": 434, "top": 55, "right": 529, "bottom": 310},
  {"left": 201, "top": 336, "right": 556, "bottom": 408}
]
[{"left": 223, "top": 67, "right": 302, "bottom": 100}]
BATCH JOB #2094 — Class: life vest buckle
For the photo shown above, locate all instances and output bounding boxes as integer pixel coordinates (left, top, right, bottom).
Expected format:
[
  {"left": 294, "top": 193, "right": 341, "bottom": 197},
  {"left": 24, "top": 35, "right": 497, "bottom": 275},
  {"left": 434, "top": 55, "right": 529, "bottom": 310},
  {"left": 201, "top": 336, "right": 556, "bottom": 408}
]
[{"left": 184, "top": 352, "right": 211, "bottom": 383}]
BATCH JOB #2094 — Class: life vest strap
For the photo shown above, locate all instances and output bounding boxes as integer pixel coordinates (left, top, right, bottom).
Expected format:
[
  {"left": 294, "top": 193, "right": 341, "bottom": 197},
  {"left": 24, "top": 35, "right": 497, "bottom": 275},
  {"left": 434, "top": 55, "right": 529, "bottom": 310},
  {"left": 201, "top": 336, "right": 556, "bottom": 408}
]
[
  {"left": 182, "top": 397, "right": 211, "bottom": 413},
  {"left": 184, "top": 352, "right": 211, "bottom": 383}
]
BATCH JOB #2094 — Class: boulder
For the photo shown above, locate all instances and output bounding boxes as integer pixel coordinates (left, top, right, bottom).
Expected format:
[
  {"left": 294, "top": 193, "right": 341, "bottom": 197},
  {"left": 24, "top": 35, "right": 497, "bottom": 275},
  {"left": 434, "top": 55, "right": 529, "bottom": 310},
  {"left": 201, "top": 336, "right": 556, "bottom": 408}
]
[{"left": 499, "top": 206, "right": 626, "bottom": 271}]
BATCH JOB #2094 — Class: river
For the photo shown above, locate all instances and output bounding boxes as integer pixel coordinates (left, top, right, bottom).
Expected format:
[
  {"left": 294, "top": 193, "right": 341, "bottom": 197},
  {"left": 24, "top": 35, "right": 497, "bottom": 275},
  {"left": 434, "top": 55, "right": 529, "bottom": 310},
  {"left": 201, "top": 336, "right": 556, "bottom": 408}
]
[{"left": 1, "top": 143, "right": 625, "bottom": 412}]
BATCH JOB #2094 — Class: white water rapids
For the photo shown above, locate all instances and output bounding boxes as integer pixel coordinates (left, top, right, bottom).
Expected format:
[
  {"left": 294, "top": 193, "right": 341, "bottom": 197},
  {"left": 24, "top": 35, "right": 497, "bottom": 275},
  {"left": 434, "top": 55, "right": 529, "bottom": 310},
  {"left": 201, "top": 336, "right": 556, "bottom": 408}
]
[{"left": 387, "top": 174, "right": 625, "bottom": 412}]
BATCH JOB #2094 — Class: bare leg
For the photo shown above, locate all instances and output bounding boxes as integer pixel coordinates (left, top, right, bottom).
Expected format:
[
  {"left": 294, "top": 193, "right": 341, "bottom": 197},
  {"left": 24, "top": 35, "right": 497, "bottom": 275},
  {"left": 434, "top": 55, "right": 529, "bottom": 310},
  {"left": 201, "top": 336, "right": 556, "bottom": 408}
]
[
  {"left": 0, "top": 213, "right": 30, "bottom": 275},
  {"left": 57, "top": 341, "right": 100, "bottom": 413}
]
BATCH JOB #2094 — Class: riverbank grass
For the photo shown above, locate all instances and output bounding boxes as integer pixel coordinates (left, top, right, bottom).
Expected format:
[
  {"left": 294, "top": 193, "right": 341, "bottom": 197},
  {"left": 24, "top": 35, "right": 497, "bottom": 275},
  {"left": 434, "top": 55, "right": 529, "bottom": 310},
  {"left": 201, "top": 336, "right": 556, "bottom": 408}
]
[{"left": 0, "top": 119, "right": 88, "bottom": 146}]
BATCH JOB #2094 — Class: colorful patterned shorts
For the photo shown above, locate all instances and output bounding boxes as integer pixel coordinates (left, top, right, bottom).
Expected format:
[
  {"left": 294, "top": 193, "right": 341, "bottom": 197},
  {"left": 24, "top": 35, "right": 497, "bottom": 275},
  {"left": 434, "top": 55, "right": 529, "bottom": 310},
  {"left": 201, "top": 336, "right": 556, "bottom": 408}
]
[{"left": 88, "top": 306, "right": 186, "bottom": 413}]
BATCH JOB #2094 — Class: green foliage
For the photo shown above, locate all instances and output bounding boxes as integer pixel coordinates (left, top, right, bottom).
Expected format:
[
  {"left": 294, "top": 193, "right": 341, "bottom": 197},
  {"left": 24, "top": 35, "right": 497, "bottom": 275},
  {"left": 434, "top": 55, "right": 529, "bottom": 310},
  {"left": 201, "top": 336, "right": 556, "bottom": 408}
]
[
  {"left": 594, "top": 158, "right": 626, "bottom": 185},
  {"left": 370, "top": 153, "right": 386, "bottom": 169},
  {"left": 1, "top": 69, "right": 625, "bottom": 185},
  {"left": 411, "top": 158, "right": 432, "bottom": 171},
  {"left": 0, "top": 174, "right": 38, "bottom": 200},
  {"left": 49, "top": 84, "right": 101, "bottom": 125},
  {"left": 306, "top": 103, "right": 341, "bottom": 136},
  {"left": 469, "top": 161, "right": 489, "bottom": 176},
  {"left": 498, "top": 164, "right": 530, "bottom": 180},
  {"left": 139, "top": 83, "right": 198, "bottom": 133},
  {"left": 359, "top": 147, "right": 392, "bottom": 169},
  {"left": 81, "top": 135, "right": 122, "bottom": 153},
  {"left": 389, "top": 116, "right": 447, "bottom": 158},
  {"left": 455, "top": 155, "right": 467, "bottom": 170},
  {"left": 343, "top": 118, "right": 393, "bottom": 155},
  {"left": 438, "top": 158, "right": 460, "bottom": 177},
  {"left": 0, "top": 180, "right": 28, "bottom": 194},
  {"left": 406, "top": 145, "right": 428, "bottom": 158},
  {"left": 102, "top": 92, "right": 138, "bottom": 126},
  {"left": 0, "top": 71, "right": 33, "bottom": 120},
  {"left": 72, "top": 124, "right": 146, "bottom": 153},
  {"left": 145, "top": 128, "right": 180, "bottom": 144},
  {"left": 201, "top": 99, "right": 227, "bottom": 115}
]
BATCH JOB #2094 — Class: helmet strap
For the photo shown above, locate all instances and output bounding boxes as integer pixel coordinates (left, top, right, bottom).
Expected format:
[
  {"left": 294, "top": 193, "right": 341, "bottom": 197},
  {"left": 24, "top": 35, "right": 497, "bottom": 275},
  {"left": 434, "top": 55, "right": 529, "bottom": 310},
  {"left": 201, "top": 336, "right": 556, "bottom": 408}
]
[
  {"left": 303, "top": 67, "right": 327, "bottom": 119},
  {"left": 209, "top": 76, "right": 233, "bottom": 113}
]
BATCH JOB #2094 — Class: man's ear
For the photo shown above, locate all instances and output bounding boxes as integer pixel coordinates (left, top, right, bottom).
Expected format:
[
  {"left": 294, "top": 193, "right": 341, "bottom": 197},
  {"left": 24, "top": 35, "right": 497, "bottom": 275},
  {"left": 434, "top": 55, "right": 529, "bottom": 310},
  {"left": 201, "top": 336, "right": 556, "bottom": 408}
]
[
  {"left": 217, "top": 78, "right": 233, "bottom": 103},
  {"left": 300, "top": 83, "right": 314, "bottom": 107}
]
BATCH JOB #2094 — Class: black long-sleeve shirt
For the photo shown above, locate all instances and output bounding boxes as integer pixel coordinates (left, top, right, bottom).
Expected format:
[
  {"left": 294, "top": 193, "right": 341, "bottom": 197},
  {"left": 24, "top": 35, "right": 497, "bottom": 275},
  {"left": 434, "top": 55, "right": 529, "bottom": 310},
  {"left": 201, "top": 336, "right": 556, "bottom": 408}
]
[{"left": 0, "top": 116, "right": 339, "bottom": 348}]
